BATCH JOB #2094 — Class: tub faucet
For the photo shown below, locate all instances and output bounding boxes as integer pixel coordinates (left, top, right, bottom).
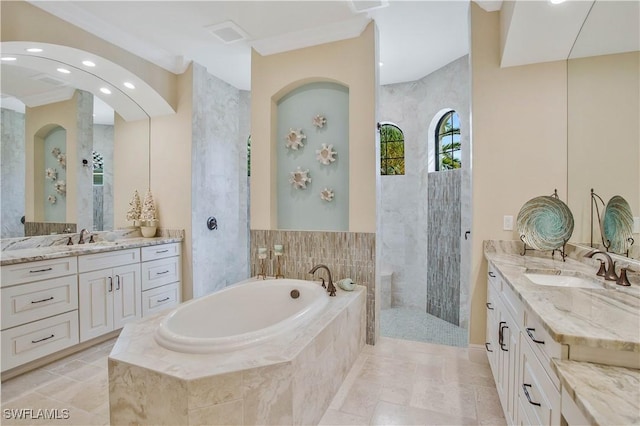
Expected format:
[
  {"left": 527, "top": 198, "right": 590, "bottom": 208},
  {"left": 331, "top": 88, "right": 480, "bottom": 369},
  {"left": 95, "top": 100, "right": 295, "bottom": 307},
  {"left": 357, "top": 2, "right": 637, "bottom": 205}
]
[
  {"left": 585, "top": 250, "right": 618, "bottom": 281},
  {"left": 78, "top": 228, "right": 88, "bottom": 244},
  {"left": 309, "top": 264, "right": 337, "bottom": 296}
]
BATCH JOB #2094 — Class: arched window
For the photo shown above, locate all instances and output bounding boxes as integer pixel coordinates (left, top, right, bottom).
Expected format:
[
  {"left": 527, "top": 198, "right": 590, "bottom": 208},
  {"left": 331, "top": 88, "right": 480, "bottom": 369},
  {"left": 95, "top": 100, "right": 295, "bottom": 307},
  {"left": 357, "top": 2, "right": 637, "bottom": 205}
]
[
  {"left": 379, "top": 122, "right": 405, "bottom": 175},
  {"left": 435, "top": 111, "right": 461, "bottom": 170}
]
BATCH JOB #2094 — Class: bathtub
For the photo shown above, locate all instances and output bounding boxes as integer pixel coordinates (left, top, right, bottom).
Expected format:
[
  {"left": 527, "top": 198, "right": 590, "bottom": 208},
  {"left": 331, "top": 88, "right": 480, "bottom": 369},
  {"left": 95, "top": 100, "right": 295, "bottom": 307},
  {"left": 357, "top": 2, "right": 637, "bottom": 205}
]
[{"left": 155, "top": 278, "right": 329, "bottom": 353}]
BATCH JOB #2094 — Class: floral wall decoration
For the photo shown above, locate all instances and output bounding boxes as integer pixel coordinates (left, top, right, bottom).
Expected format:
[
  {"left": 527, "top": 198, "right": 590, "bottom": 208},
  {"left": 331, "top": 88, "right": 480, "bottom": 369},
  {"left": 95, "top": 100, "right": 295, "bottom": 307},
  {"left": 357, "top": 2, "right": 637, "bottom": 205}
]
[
  {"left": 45, "top": 168, "right": 57, "bottom": 181},
  {"left": 316, "top": 143, "right": 337, "bottom": 165},
  {"left": 53, "top": 180, "right": 66, "bottom": 196},
  {"left": 320, "top": 188, "right": 334, "bottom": 202},
  {"left": 289, "top": 166, "right": 311, "bottom": 189},
  {"left": 48, "top": 195, "right": 57, "bottom": 204},
  {"left": 312, "top": 114, "right": 327, "bottom": 128},
  {"left": 285, "top": 128, "right": 306, "bottom": 150},
  {"left": 51, "top": 147, "right": 61, "bottom": 158}
]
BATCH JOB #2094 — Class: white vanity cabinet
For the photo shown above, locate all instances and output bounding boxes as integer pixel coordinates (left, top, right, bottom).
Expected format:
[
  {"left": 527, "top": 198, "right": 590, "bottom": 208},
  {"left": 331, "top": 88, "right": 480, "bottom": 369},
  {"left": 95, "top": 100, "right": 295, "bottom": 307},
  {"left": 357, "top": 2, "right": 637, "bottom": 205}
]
[
  {"left": 78, "top": 249, "right": 141, "bottom": 342},
  {"left": 1, "top": 258, "right": 79, "bottom": 372},
  {"left": 140, "top": 243, "right": 181, "bottom": 316}
]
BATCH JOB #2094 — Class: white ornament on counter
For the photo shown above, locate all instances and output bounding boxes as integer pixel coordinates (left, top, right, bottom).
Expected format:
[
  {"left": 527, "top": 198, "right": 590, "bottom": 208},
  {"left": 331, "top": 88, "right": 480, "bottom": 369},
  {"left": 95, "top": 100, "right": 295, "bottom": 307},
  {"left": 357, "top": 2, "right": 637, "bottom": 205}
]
[
  {"left": 45, "top": 168, "right": 57, "bottom": 181},
  {"left": 289, "top": 167, "right": 311, "bottom": 189},
  {"left": 312, "top": 114, "right": 326, "bottom": 128},
  {"left": 320, "top": 188, "right": 334, "bottom": 202},
  {"left": 316, "top": 143, "right": 337, "bottom": 165},
  {"left": 53, "top": 180, "right": 66, "bottom": 196},
  {"left": 47, "top": 195, "right": 57, "bottom": 204},
  {"left": 285, "top": 128, "right": 306, "bottom": 150}
]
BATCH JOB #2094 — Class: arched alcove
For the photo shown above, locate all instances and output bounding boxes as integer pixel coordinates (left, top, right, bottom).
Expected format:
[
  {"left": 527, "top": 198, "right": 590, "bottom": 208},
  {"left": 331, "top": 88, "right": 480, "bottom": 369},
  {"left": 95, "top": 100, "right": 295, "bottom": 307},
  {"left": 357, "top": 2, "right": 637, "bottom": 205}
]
[{"left": 34, "top": 124, "right": 67, "bottom": 222}]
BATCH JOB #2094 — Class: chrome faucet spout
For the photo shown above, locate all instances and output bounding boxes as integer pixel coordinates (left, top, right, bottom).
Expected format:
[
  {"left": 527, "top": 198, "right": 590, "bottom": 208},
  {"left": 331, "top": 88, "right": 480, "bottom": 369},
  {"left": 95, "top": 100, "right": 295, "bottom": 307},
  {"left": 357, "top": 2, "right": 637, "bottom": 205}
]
[
  {"left": 309, "top": 264, "right": 337, "bottom": 296},
  {"left": 585, "top": 250, "right": 618, "bottom": 281}
]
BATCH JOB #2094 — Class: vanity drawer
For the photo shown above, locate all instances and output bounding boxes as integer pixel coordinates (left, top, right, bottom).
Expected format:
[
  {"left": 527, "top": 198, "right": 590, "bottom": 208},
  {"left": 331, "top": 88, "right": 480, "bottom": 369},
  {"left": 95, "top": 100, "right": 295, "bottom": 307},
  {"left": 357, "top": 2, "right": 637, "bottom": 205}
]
[
  {"left": 141, "top": 243, "right": 181, "bottom": 262},
  {"left": 142, "top": 283, "right": 180, "bottom": 317},
  {"left": 1, "top": 257, "right": 77, "bottom": 287},
  {"left": 1, "top": 311, "right": 79, "bottom": 372},
  {"left": 523, "top": 310, "right": 565, "bottom": 388},
  {"left": 78, "top": 248, "right": 139, "bottom": 273},
  {"left": 141, "top": 257, "right": 181, "bottom": 291},
  {"left": 1, "top": 275, "right": 78, "bottom": 330},
  {"left": 518, "top": 335, "right": 561, "bottom": 426}
]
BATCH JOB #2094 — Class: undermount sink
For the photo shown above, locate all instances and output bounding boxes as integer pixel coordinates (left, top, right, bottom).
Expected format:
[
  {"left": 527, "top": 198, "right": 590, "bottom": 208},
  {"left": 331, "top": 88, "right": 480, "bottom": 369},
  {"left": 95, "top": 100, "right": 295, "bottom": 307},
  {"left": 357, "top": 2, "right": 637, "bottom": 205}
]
[{"left": 524, "top": 270, "right": 605, "bottom": 289}]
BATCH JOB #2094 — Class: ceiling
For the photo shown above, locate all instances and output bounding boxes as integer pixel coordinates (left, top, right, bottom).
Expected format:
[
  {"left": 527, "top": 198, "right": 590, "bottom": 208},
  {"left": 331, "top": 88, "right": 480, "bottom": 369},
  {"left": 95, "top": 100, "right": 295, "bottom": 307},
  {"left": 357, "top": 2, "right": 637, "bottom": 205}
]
[{"left": 28, "top": 0, "right": 471, "bottom": 91}]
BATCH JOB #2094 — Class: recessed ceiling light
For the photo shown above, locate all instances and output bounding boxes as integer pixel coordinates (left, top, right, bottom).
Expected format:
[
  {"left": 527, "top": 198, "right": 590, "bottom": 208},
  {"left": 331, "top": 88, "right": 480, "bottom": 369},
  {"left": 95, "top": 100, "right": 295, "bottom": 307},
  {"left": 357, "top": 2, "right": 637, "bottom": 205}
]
[
  {"left": 100, "top": 87, "right": 112, "bottom": 95},
  {"left": 123, "top": 82, "right": 135, "bottom": 89},
  {"left": 549, "top": 0, "right": 566, "bottom": 4},
  {"left": 1, "top": 57, "right": 17, "bottom": 61},
  {"left": 57, "top": 68, "right": 71, "bottom": 74},
  {"left": 82, "top": 60, "right": 96, "bottom": 67},
  {"left": 26, "top": 48, "right": 43, "bottom": 53}
]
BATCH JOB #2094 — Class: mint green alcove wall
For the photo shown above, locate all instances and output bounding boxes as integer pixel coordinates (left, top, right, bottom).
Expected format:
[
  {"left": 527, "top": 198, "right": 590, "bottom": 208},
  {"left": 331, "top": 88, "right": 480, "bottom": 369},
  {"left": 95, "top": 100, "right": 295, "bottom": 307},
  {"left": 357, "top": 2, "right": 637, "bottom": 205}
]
[
  {"left": 277, "top": 82, "right": 349, "bottom": 231},
  {"left": 43, "top": 127, "right": 67, "bottom": 222}
]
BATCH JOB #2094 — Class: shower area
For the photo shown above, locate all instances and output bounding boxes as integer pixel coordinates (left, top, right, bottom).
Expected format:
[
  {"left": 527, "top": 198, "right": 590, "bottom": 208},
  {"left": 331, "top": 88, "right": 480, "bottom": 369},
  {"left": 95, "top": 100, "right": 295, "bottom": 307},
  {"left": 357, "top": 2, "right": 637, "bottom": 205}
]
[{"left": 378, "top": 55, "right": 471, "bottom": 347}]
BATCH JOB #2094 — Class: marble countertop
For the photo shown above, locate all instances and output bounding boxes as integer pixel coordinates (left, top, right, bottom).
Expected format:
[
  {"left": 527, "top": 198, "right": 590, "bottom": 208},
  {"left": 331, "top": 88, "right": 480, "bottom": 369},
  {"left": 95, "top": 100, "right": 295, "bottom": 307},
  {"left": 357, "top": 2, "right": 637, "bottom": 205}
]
[
  {"left": 0, "top": 237, "right": 183, "bottom": 266},
  {"left": 484, "top": 241, "right": 640, "bottom": 353},
  {"left": 553, "top": 359, "right": 640, "bottom": 425}
]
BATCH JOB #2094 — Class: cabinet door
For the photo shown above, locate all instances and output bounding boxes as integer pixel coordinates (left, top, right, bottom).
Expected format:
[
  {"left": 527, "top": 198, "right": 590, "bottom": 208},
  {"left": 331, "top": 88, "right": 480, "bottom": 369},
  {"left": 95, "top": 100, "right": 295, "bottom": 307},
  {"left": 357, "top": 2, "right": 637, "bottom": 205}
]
[
  {"left": 112, "top": 263, "right": 141, "bottom": 329},
  {"left": 485, "top": 281, "right": 499, "bottom": 374},
  {"left": 79, "top": 270, "right": 113, "bottom": 342}
]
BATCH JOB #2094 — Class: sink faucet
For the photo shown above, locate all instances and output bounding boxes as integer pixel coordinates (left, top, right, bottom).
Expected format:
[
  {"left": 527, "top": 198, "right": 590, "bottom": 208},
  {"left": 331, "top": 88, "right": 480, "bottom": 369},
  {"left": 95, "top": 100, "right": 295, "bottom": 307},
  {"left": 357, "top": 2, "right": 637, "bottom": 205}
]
[
  {"left": 585, "top": 250, "right": 618, "bottom": 281},
  {"left": 78, "top": 229, "right": 88, "bottom": 244},
  {"left": 309, "top": 264, "right": 337, "bottom": 296}
]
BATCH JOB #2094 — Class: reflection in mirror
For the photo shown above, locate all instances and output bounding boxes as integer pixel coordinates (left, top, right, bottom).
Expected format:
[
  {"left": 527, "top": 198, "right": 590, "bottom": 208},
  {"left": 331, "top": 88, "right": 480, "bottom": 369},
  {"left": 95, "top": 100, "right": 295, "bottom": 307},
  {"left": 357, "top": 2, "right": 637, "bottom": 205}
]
[
  {"left": 567, "top": 0, "right": 640, "bottom": 259},
  {"left": 0, "top": 55, "right": 145, "bottom": 237}
]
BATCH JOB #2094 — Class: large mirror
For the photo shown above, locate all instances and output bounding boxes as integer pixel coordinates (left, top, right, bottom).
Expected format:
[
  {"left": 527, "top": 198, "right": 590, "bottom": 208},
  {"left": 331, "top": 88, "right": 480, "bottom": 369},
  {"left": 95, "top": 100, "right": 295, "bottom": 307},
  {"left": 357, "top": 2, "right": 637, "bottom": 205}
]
[
  {"left": 1, "top": 52, "right": 148, "bottom": 238},
  {"left": 567, "top": 0, "right": 640, "bottom": 259}
]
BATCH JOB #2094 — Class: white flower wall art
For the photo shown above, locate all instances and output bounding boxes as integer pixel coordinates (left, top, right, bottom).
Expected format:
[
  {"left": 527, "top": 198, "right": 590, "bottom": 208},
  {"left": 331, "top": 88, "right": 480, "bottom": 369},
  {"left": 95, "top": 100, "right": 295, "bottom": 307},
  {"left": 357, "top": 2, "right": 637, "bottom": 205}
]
[
  {"left": 320, "top": 188, "right": 334, "bottom": 202},
  {"left": 316, "top": 143, "right": 337, "bottom": 165},
  {"left": 54, "top": 180, "right": 66, "bottom": 196},
  {"left": 312, "top": 114, "right": 326, "bottom": 128},
  {"left": 57, "top": 153, "right": 67, "bottom": 169},
  {"left": 45, "top": 168, "right": 57, "bottom": 181},
  {"left": 48, "top": 195, "right": 57, "bottom": 204},
  {"left": 289, "top": 167, "right": 311, "bottom": 189},
  {"left": 51, "top": 147, "right": 61, "bottom": 158},
  {"left": 285, "top": 128, "right": 306, "bottom": 150}
]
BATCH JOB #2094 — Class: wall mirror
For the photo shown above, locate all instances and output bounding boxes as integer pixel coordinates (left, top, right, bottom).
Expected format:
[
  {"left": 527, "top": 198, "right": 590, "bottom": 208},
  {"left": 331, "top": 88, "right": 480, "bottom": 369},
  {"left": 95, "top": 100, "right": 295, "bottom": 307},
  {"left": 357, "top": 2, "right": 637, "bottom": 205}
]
[
  {"left": 567, "top": 0, "right": 640, "bottom": 259},
  {"left": 1, "top": 46, "right": 149, "bottom": 238}
]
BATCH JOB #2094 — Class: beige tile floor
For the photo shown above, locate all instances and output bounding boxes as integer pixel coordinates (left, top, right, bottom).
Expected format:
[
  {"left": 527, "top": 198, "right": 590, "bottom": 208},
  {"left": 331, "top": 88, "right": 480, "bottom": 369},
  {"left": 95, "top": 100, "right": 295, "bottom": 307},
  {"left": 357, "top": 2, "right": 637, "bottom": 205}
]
[{"left": 1, "top": 336, "right": 505, "bottom": 425}]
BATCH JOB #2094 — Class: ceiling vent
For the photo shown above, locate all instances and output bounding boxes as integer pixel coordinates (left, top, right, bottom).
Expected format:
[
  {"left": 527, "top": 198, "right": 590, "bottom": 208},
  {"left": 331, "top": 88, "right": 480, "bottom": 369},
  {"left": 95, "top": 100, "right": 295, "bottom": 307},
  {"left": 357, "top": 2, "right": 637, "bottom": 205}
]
[
  {"left": 349, "top": 0, "right": 389, "bottom": 13},
  {"left": 33, "top": 73, "right": 67, "bottom": 87},
  {"left": 206, "top": 21, "right": 250, "bottom": 44}
]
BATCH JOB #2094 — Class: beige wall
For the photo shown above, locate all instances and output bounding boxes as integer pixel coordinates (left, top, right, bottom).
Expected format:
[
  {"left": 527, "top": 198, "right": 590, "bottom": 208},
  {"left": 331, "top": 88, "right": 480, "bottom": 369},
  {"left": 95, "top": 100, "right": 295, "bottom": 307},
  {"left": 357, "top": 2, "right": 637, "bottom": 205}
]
[
  {"left": 469, "top": 4, "right": 568, "bottom": 345},
  {"left": 25, "top": 94, "right": 80, "bottom": 223},
  {"left": 250, "top": 23, "right": 378, "bottom": 232},
  {"left": 114, "top": 66, "right": 194, "bottom": 301},
  {"left": 1, "top": 0, "right": 177, "bottom": 110},
  {"left": 567, "top": 51, "right": 640, "bottom": 245}
]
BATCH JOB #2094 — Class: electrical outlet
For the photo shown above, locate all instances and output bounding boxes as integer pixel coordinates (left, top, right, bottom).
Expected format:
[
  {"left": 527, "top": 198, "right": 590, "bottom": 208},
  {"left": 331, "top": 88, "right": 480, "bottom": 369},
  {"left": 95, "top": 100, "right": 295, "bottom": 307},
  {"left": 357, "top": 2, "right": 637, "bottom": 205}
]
[
  {"left": 634, "top": 217, "right": 640, "bottom": 234},
  {"left": 503, "top": 215, "right": 514, "bottom": 231}
]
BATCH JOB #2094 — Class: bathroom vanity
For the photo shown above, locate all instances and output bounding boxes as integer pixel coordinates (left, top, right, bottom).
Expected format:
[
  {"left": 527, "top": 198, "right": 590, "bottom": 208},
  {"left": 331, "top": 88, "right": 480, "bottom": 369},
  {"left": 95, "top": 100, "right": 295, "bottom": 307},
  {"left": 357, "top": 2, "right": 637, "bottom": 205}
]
[
  {"left": 484, "top": 241, "right": 639, "bottom": 425},
  {"left": 0, "top": 235, "right": 183, "bottom": 378}
]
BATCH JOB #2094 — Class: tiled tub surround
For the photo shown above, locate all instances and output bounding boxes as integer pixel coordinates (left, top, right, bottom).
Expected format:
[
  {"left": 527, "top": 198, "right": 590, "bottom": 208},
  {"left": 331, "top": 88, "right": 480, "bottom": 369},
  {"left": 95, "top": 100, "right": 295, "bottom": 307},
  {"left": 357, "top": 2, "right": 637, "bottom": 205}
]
[
  {"left": 250, "top": 230, "right": 376, "bottom": 344},
  {"left": 484, "top": 240, "right": 640, "bottom": 424},
  {"left": 108, "top": 282, "right": 366, "bottom": 425}
]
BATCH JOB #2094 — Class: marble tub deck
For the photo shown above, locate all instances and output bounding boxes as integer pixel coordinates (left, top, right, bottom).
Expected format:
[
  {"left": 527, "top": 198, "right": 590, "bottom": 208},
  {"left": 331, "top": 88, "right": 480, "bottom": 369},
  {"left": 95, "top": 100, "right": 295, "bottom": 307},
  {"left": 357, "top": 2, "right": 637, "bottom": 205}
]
[{"left": 108, "top": 285, "right": 366, "bottom": 425}]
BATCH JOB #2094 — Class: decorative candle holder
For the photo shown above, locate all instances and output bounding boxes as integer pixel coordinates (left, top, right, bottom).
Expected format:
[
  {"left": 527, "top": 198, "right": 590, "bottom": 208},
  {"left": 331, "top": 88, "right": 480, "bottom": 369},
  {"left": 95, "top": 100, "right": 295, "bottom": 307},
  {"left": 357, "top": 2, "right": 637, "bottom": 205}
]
[
  {"left": 273, "top": 244, "right": 284, "bottom": 279},
  {"left": 257, "top": 248, "right": 267, "bottom": 279}
]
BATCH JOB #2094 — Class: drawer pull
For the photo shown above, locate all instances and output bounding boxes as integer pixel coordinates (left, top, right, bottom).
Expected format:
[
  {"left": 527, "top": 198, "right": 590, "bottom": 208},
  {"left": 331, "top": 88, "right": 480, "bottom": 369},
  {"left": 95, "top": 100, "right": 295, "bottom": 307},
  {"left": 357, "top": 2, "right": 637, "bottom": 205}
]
[
  {"left": 485, "top": 342, "right": 493, "bottom": 352},
  {"left": 29, "top": 267, "right": 53, "bottom": 273},
  {"left": 156, "top": 249, "right": 169, "bottom": 254},
  {"left": 31, "top": 296, "right": 54, "bottom": 304},
  {"left": 157, "top": 297, "right": 171, "bottom": 303},
  {"left": 498, "top": 321, "right": 506, "bottom": 345},
  {"left": 108, "top": 277, "right": 113, "bottom": 292},
  {"left": 500, "top": 323, "right": 509, "bottom": 351},
  {"left": 488, "top": 271, "right": 496, "bottom": 278},
  {"left": 32, "top": 334, "right": 55, "bottom": 344},
  {"left": 486, "top": 302, "right": 494, "bottom": 310},
  {"left": 156, "top": 270, "right": 170, "bottom": 275},
  {"left": 115, "top": 275, "right": 121, "bottom": 290},
  {"left": 522, "top": 384, "right": 541, "bottom": 407},
  {"left": 526, "top": 327, "right": 545, "bottom": 345}
]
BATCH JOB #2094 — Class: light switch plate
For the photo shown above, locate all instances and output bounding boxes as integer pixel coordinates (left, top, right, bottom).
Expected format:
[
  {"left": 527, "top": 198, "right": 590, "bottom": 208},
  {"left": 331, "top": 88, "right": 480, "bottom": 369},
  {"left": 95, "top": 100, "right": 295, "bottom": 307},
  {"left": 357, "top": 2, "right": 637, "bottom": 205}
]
[
  {"left": 634, "top": 217, "right": 640, "bottom": 234},
  {"left": 503, "top": 215, "right": 514, "bottom": 231}
]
